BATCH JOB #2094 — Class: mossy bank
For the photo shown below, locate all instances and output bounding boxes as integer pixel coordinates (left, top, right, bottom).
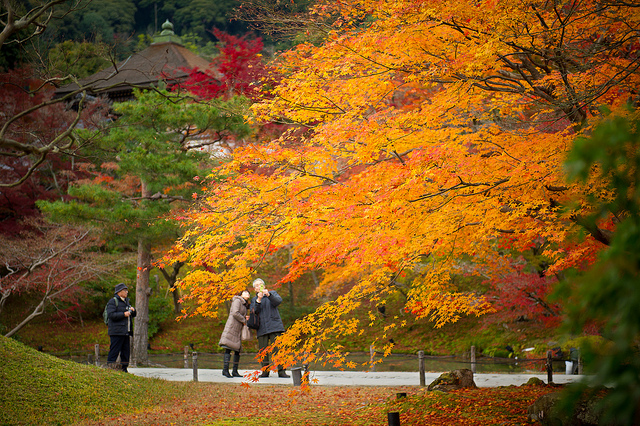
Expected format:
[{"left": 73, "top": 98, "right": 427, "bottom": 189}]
[{"left": 0, "top": 335, "right": 190, "bottom": 426}]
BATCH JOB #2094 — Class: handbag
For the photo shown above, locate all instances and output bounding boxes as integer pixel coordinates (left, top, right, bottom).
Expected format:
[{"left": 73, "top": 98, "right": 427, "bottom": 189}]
[
  {"left": 247, "top": 307, "right": 260, "bottom": 330},
  {"left": 241, "top": 324, "right": 251, "bottom": 341}
]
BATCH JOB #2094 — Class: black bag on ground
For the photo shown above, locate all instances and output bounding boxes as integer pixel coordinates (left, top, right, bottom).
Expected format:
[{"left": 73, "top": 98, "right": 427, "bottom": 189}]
[{"left": 247, "top": 307, "right": 259, "bottom": 330}]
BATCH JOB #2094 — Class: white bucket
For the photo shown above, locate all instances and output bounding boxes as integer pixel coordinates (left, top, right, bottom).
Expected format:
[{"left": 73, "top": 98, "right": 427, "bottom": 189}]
[{"left": 565, "top": 361, "right": 573, "bottom": 375}]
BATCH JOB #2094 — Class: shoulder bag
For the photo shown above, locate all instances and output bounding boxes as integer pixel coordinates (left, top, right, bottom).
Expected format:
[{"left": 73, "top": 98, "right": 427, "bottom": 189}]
[
  {"left": 247, "top": 307, "right": 260, "bottom": 330},
  {"left": 241, "top": 324, "right": 252, "bottom": 340}
]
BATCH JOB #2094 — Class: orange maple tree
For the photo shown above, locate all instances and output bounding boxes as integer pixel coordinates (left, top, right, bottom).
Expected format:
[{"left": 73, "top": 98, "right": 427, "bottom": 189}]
[{"left": 165, "top": 0, "right": 640, "bottom": 368}]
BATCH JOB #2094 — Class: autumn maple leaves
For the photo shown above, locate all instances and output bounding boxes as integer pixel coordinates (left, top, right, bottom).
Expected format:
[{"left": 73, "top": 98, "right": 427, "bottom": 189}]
[{"left": 167, "top": 0, "right": 640, "bottom": 367}]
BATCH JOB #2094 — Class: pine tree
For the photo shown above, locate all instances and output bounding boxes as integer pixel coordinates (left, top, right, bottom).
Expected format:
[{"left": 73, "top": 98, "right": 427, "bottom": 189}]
[{"left": 40, "top": 88, "right": 250, "bottom": 364}]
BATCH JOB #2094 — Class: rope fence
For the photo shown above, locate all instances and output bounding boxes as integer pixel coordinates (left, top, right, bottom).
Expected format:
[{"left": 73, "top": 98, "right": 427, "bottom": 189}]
[{"left": 45, "top": 344, "right": 581, "bottom": 386}]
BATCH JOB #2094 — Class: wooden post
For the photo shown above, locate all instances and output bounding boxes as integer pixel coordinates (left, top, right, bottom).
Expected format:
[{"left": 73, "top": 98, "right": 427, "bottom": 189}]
[
  {"left": 192, "top": 351, "right": 198, "bottom": 382},
  {"left": 184, "top": 345, "right": 189, "bottom": 368},
  {"left": 578, "top": 355, "right": 583, "bottom": 375},
  {"left": 546, "top": 350, "right": 553, "bottom": 384},
  {"left": 370, "top": 344, "right": 375, "bottom": 372},
  {"left": 388, "top": 411, "right": 400, "bottom": 426},
  {"left": 418, "top": 350, "right": 425, "bottom": 387},
  {"left": 94, "top": 344, "right": 100, "bottom": 366},
  {"left": 292, "top": 367, "right": 303, "bottom": 386},
  {"left": 470, "top": 345, "right": 476, "bottom": 374}
]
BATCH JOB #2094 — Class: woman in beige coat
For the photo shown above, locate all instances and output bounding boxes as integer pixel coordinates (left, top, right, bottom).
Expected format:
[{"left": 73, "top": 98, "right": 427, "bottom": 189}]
[{"left": 219, "top": 290, "right": 250, "bottom": 377}]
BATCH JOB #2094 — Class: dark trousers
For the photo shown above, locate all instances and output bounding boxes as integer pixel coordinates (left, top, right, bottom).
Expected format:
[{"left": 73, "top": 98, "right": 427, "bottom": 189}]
[
  {"left": 107, "top": 334, "right": 130, "bottom": 369},
  {"left": 258, "top": 331, "right": 283, "bottom": 370}
]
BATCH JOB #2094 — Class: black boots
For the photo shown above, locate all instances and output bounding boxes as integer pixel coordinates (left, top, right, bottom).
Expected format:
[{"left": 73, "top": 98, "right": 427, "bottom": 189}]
[
  {"left": 231, "top": 352, "right": 242, "bottom": 377},
  {"left": 106, "top": 362, "right": 128, "bottom": 373},
  {"left": 259, "top": 364, "right": 289, "bottom": 378},
  {"left": 278, "top": 368, "right": 290, "bottom": 378},
  {"left": 260, "top": 363, "right": 270, "bottom": 377},
  {"left": 222, "top": 352, "right": 232, "bottom": 378},
  {"left": 223, "top": 352, "right": 242, "bottom": 378}
]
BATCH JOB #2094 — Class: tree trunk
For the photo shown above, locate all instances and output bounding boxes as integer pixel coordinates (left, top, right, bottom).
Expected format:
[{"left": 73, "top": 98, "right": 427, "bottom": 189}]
[
  {"left": 0, "top": 289, "right": 11, "bottom": 315},
  {"left": 132, "top": 238, "right": 152, "bottom": 366},
  {"left": 171, "top": 286, "right": 182, "bottom": 315},
  {"left": 159, "top": 261, "right": 184, "bottom": 315}
]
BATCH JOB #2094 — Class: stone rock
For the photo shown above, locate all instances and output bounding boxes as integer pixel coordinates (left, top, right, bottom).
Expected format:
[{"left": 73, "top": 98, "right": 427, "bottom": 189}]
[
  {"left": 427, "top": 369, "right": 477, "bottom": 392},
  {"left": 525, "top": 377, "right": 546, "bottom": 386},
  {"left": 527, "top": 391, "right": 602, "bottom": 425},
  {"left": 527, "top": 392, "right": 562, "bottom": 425}
]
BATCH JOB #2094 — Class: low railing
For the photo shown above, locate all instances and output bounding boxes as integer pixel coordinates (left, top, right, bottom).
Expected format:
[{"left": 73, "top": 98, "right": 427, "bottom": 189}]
[{"left": 46, "top": 344, "right": 582, "bottom": 386}]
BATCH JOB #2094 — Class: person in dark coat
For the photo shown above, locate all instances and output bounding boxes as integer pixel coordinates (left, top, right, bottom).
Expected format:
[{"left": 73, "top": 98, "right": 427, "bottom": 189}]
[
  {"left": 106, "top": 282, "right": 136, "bottom": 372},
  {"left": 219, "top": 290, "right": 251, "bottom": 378},
  {"left": 250, "top": 278, "right": 289, "bottom": 378}
]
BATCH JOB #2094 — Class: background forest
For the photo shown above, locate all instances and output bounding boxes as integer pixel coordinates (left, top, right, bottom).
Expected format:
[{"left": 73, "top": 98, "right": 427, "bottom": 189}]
[
  {"left": 0, "top": 0, "right": 355, "bottom": 361},
  {"left": 1, "top": 0, "right": 287, "bottom": 70},
  {"left": 2, "top": 1, "right": 640, "bottom": 423}
]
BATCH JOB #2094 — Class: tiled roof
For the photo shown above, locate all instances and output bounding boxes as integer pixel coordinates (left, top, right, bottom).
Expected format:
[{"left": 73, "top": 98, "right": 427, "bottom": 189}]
[{"left": 54, "top": 42, "right": 213, "bottom": 99}]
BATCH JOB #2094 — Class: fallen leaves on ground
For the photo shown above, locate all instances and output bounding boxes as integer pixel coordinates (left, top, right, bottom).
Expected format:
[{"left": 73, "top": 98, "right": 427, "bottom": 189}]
[{"left": 76, "top": 382, "right": 559, "bottom": 426}]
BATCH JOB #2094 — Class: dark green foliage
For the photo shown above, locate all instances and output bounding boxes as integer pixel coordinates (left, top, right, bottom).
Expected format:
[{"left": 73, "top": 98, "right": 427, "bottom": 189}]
[
  {"left": 148, "top": 294, "right": 174, "bottom": 339},
  {"left": 44, "top": 0, "right": 136, "bottom": 43},
  {"left": 38, "top": 89, "right": 251, "bottom": 251},
  {"left": 180, "top": 32, "right": 218, "bottom": 60},
  {"left": 80, "top": 12, "right": 114, "bottom": 41},
  {"left": 173, "top": 0, "right": 238, "bottom": 40},
  {"left": 41, "top": 0, "right": 248, "bottom": 48},
  {"left": 46, "top": 40, "right": 111, "bottom": 81},
  {"left": 279, "top": 303, "right": 316, "bottom": 329},
  {"left": 557, "top": 109, "right": 640, "bottom": 425},
  {"left": 0, "top": 27, "right": 31, "bottom": 71}
]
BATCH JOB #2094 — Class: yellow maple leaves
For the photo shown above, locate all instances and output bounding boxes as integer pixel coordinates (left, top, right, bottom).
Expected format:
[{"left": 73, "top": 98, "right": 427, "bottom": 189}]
[{"left": 165, "top": 0, "right": 640, "bottom": 367}]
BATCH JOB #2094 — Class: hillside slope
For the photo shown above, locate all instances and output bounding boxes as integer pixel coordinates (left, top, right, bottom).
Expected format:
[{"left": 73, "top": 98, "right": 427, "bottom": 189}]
[{"left": 0, "top": 336, "right": 189, "bottom": 426}]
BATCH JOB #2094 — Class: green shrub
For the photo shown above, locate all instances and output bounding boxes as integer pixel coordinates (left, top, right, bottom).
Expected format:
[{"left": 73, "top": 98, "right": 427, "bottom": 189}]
[
  {"left": 484, "top": 347, "right": 511, "bottom": 358},
  {"left": 148, "top": 295, "right": 174, "bottom": 339}
]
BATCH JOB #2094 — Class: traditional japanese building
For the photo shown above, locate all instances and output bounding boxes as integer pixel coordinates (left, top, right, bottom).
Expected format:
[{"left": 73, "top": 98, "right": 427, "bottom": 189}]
[{"left": 54, "top": 20, "right": 214, "bottom": 103}]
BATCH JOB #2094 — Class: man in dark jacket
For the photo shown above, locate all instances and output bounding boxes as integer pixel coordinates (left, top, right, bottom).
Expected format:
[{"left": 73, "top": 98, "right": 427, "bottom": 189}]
[
  {"left": 251, "top": 278, "right": 289, "bottom": 378},
  {"left": 106, "top": 282, "right": 136, "bottom": 372}
]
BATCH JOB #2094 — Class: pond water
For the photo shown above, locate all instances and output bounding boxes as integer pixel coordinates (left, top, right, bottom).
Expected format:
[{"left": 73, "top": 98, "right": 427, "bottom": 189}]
[{"left": 56, "top": 351, "right": 561, "bottom": 374}]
